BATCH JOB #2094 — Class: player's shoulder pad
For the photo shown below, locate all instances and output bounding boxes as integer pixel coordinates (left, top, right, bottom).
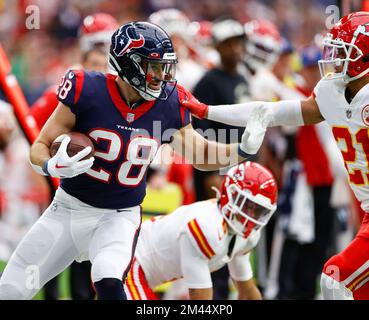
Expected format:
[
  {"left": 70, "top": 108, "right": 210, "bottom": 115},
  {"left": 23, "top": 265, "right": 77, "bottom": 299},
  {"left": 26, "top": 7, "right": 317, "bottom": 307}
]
[
  {"left": 312, "top": 78, "right": 323, "bottom": 98},
  {"left": 174, "top": 84, "right": 193, "bottom": 128},
  {"left": 184, "top": 200, "right": 224, "bottom": 260},
  {"left": 312, "top": 77, "right": 340, "bottom": 101}
]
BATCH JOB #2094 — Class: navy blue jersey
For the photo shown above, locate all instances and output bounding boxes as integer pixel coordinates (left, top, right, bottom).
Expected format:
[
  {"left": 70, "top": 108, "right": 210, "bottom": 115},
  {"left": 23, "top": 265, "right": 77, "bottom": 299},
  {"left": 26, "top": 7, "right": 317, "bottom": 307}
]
[{"left": 56, "top": 70, "right": 191, "bottom": 209}]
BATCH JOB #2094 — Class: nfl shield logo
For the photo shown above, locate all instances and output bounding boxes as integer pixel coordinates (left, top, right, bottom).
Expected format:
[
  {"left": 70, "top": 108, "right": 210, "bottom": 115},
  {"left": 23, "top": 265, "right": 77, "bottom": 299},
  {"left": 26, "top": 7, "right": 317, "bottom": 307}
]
[
  {"left": 346, "top": 109, "right": 352, "bottom": 119},
  {"left": 127, "top": 113, "right": 135, "bottom": 123}
]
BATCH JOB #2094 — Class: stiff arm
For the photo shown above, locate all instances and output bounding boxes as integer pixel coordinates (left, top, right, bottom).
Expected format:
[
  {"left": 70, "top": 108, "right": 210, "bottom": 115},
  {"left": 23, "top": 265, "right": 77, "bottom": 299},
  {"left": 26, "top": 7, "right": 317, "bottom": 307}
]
[
  {"left": 206, "top": 95, "right": 324, "bottom": 127},
  {"left": 169, "top": 123, "right": 249, "bottom": 171},
  {"left": 182, "top": 94, "right": 324, "bottom": 128}
]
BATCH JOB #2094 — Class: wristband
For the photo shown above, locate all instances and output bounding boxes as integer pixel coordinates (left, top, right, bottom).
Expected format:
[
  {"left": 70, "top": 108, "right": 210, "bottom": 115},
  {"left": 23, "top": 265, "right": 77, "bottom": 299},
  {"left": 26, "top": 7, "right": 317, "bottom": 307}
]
[
  {"left": 42, "top": 160, "right": 50, "bottom": 176},
  {"left": 237, "top": 144, "right": 255, "bottom": 159}
]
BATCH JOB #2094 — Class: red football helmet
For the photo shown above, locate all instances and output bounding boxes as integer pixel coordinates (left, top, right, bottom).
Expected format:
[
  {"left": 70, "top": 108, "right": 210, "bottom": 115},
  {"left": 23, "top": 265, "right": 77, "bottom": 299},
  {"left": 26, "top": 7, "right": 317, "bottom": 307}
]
[
  {"left": 149, "top": 9, "right": 191, "bottom": 38},
  {"left": 244, "top": 19, "right": 282, "bottom": 71},
  {"left": 319, "top": 11, "right": 369, "bottom": 82},
  {"left": 190, "top": 20, "right": 213, "bottom": 47},
  {"left": 217, "top": 162, "right": 278, "bottom": 238},
  {"left": 79, "top": 13, "right": 118, "bottom": 53}
]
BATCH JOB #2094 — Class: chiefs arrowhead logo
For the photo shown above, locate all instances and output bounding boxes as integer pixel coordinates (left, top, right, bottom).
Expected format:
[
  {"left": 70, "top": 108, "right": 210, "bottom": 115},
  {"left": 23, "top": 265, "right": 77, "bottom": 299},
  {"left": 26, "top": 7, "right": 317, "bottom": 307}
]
[
  {"left": 114, "top": 25, "right": 145, "bottom": 57},
  {"left": 362, "top": 105, "right": 369, "bottom": 126}
]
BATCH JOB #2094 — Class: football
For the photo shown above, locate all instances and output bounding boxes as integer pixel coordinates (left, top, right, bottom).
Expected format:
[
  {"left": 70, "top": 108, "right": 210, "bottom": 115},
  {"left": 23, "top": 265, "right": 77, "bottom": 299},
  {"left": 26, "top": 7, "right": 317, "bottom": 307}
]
[{"left": 50, "top": 132, "right": 95, "bottom": 160}]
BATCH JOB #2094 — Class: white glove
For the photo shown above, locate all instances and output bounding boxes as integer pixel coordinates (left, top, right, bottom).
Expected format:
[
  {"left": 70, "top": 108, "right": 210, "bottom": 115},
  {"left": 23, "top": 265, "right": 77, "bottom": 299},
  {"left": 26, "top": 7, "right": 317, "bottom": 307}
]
[
  {"left": 240, "top": 105, "right": 271, "bottom": 155},
  {"left": 46, "top": 135, "right": 95, "bottom": 178}
]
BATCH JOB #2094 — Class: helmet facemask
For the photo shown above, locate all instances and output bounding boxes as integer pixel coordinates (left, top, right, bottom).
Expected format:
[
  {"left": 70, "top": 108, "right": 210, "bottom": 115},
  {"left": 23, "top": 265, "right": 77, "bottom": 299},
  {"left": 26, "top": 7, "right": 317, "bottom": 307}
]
[
  {"left": 318, "top": 29, "right": 365, "bottom": 82},
  {"left": 109, "top": 51, "right": 177, "bottom": 101},
  {"left": 220, "top": 183, "right": 276, "bottom": 238}
]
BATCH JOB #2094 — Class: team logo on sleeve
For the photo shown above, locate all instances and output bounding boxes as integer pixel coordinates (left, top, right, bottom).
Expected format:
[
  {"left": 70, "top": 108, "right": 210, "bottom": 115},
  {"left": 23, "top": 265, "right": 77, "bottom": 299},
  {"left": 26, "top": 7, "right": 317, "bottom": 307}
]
[{"left": 361, "top": 105, "right": 369, "bottom": 126}]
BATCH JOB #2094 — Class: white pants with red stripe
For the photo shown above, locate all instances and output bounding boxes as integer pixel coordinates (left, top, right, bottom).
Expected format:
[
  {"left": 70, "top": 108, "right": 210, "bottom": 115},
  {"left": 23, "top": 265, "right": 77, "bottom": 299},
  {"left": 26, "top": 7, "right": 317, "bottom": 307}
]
[
  {"left": 124, "top": 258, "right": 157, "bottom": 300},
  {"left": 0, "top": 187, "right": 141, "bottom": 300}
]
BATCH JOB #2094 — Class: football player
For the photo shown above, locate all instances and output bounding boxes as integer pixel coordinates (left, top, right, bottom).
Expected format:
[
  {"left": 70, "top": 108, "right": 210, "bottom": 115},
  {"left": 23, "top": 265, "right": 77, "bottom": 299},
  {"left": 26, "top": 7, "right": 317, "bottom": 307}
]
[
  {"left": 124, "top": 161, "right": 277, "bottom": 300},
  {"left": 0, "top": 22, "right": 263, "bottom": 300},
  {"left": 182, "top": 12, "right": 369, "bottom": 300}
]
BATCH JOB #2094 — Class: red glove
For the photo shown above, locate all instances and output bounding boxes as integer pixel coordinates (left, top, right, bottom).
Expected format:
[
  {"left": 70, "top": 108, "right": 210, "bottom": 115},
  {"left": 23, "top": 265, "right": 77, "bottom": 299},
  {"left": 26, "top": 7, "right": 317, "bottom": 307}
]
[{"left": 177, "top": 86, "right": 209, "bottom": 119}]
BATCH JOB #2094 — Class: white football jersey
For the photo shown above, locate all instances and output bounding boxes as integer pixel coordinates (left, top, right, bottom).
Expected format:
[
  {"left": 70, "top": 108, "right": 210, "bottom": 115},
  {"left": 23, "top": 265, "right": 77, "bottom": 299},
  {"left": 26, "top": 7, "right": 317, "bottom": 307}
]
[
  {"left": 314, "top": 78, "right": 369, "bottom": 211},
  {"left": 135, "top": 200, "right": 261, "bottom": 288}
]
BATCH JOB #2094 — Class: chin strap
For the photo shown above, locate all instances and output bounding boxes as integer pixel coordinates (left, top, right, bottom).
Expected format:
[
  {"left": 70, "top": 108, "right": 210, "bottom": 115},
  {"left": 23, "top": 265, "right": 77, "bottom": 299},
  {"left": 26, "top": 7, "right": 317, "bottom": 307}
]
[
  {"left": 346, "top": 67, "right": 369, "bottom": 82},
  {"left": 211, "top": 186, "right": 221, "bottom": 201}
]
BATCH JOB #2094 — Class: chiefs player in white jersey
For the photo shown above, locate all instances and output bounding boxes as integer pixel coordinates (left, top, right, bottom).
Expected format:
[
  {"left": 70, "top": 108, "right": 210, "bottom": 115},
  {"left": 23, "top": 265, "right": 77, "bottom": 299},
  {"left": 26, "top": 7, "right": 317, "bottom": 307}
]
[
  {"left": 182, "top": 12, "right": 369, "bottom": 300},
  {"left": 124, "top": 161, "right": 277, "bottom": 300}
]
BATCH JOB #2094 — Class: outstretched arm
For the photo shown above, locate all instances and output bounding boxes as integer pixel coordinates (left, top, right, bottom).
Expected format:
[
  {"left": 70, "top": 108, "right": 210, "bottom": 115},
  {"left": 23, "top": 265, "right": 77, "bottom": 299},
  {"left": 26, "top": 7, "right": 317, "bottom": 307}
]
[
  {"left": 170, "top": 106, "right": 269, "bottom": 171},
  {"left": 181, "top": 94, "right": 324, "bottom": 127},
  {"left": 170, "top": 124, "right": 244, "bottom": 171}
]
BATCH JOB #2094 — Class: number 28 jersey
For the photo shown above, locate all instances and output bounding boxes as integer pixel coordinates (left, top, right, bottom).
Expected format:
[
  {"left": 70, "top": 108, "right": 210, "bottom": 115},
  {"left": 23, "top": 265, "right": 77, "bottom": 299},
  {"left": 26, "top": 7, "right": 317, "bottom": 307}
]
[
  {"left": 56, "top": 70, "right": 191, "bottom": 209},
  {"left": 314, "top": 78, "right": 369, "bottom": 212}
]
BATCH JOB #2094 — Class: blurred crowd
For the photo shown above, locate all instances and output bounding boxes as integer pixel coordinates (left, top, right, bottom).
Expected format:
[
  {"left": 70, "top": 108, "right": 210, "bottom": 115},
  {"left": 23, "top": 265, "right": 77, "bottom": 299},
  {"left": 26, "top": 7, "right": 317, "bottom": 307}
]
[
  {"left": 0, "top": 0, "right": 364, "bottom": 300},
  {"left": 0, "top": 0, "right": 333, "bottom": 104}
]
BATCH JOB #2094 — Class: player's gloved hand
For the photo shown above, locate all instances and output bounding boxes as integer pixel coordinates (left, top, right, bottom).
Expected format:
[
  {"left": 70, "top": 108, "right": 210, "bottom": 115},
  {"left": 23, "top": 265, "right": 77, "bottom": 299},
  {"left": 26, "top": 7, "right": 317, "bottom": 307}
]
[
  {"left": 239, "top": 105, "right": 271, "bottom": 156},
  {"left": 45, "top": 135, "right": 95, "bottom": 178},
  {"left": 180, "top": 94, "right": 209, "bottom": 119}
]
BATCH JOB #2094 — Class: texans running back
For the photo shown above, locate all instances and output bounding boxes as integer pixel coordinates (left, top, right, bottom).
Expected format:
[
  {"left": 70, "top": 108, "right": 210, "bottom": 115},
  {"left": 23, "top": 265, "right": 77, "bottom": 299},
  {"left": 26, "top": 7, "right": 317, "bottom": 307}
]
[
  {"left": 124, "top": 162, "right": 277, "bottom": 300},
  {"left": 0, "top": 22, "right": 260, "bottom": 300},
  {"left": 182, "top": 12, "right": 369, "bottom": 300}
]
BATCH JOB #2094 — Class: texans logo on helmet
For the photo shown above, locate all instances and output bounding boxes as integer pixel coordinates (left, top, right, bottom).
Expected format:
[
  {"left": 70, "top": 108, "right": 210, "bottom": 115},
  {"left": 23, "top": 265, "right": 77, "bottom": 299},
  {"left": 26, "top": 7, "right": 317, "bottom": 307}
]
[{"left": 113, "top": 25, "right": 145, "bottom": 57}]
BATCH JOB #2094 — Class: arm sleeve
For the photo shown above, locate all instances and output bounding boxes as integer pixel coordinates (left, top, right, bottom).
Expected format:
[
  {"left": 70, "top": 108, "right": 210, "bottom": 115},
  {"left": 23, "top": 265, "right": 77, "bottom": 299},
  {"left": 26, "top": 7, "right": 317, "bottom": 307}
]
[
  {"left": 227, "top": 252, "right": 253, "bottom": 282},
  {"left": 207, "top": 100, "right": 304, "bottom": 127},
  {"left": 56, "top": 69, "right": 85, "bottom": 115},
  {"left": 179, "top": 234, "right": 213, "bottom": 289}
]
